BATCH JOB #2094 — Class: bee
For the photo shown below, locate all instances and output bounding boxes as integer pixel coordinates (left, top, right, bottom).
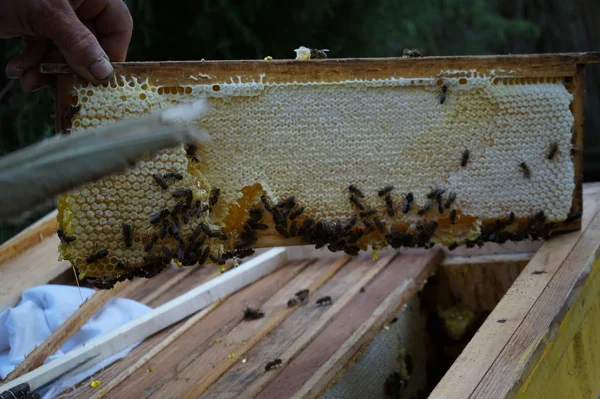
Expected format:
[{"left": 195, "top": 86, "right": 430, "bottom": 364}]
[
  {"left": 349, "top": 195, "right": 366, "bottom": 211},
  {"left": 508, "top": 212, "right": 516, "bottom": 224},
  {"left": 448, "top": 242, "right": 458, "bottom": 251},
  {"left": 122, "top": 223, "right": 133, "bottom": 247},
  {"left": 439, "top": 84, "right": 448, "bottom": 104},
  {"left": 374, "top": 217, "right": 385, "bottom": 233},
  {"left": 295, "top": 289, "right": 310, "bottom": 302},
  {"left": 163, "top": 171, "right": 183, "bottom": 181},
  {"left": 209, "top": 254, "right": 226, "bottom": 265},
  {"left": 68, "top": 104, "right": 81, "bottom": 119},
  {"left": 177, "top": 243, "right": 186, "bottom": 262},
  {"left": 533, "top": 210, "right": 546, "bottom": 223},
  {"left": 144, "top": 234, "right": 158, "bottom": 251},
  {"left": 519, "top": 162, "right": 531, "bottom": 179},
  {"left": 343, "top": 245, "right": 360, "bottom": 256},
  {"left": 363, "top": 219, "right": 373, "bottom": 229},
  {"left": 243, "top": 306, "right": 265, "bottom": 320},
  {"left": 378, "top": 185, "right": 394, "bottom": 197},
  {"left": 385, "top": 195, "right": 395, "bottom": 217},
  {"left": 298, "top": 218, "right": 314, "bottom": 235},
  {"left": 198, "top": 247, "right": 211, "bottom": 264},
  {"left": 250, "top": 222, "right": 269, "bottom": 230},
  {"left": 275, "top": 225, "right": 289, "bottom": 238},
  {"left": 316, "top": 296, "right": 332, "bottom": 306},
  {"left": 161, "top": 246, "right": 175, "bottom": 259},
  {"left": 152, "top": 173, "right": 168, "bottom": 190},
  {"left": 450, "top": 209, "right": 458, "bottom": 224},
  {"left": 272, "top": 207, "right": 286, "bottom": 227},
  {"left": 171, "top": 202, "right": 184, "bottom": 217},
  {"left": 150, "top": 209, "right": 170, "bottom": 225},
  {"left": 400, "top": 193, "right": 413, "bottom": 214},
  {"left": 249, "top": 207, "right": 264, "bottom": 222},
  {"left": 564, "top": 209, "right": 583, "bottom": 224},
  {"left": 184, "top": 143, "right": 201, "bottom": 162},
  {"left": 219, "top": 232, "right": 229, "bottom": 241},
  {"left": 201, "top": 188, "right": 217, "bottom": 208},
  {"left": 172, "top": 188, "right": 191, "bottom": 199},
  {"left": 403, "top": 48, "right": 422, "bottom": 58},
  {"left": 418, "top": 200, "right": 434, "bottom": 216},
  {"left": 289, "top": 207, "right": 304, "bottom": 220},
  {"left": 160, "top": 219, "right": 169, "bottom": 239},
  {"left": 310, "top": 48, "right": 329, "bottom": 59},
  {"left": 444, "top": 192, "right": 456, "bottom": 209},
  {"left": 289, "top": 221, "right": 298, "bottom": 236},
  {"left": 277, "top": 196, "right": 295, "bottom": 209},
  {"left": 344, "top": 215, "right": 358, "bottom": 230},
  {"left": 427, "top": 188, "right": 446, "bottom": 200},
  {"left": 437, "top": 201, "right": 444, "bottom": 214},
  {"left": 348, "top": 184, "right": 365, "bottom": 198},
  {"left": 261, "top": 195, "right": 273, "bottom": 212},
  {"left": 547, "top": 142, "right": 559, "bottom": 160},
  {"left": 461, "top": 149, "right": 470, "bottom": 167},
  {"left": 359, "top": 209, "right": 377, "bottom": 218},
  {"left": 116, "top": 260, "right": 133, "bottom": 272},
  {"left": 287, "top": 298, "right": 298, "bottom": 307},
  {"left": 57, "top": 228, "right": 76, "bottom": 245},
  {"left": 265, "top": 358, "right": 282, "bottom": 371},
  {"left": 347, "top": 229, "right": 364, "bottom": 244},
  {"left": 86, "top": 249, "right": 109, "bottom": 264},
  {"left": 196, "top": 203, "right": 209, "bottom": 218}
]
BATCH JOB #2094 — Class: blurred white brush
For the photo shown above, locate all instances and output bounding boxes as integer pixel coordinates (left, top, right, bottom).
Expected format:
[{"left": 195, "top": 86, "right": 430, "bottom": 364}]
[{"left": 0, "top": 99, "right": 211, "bottom": 224}]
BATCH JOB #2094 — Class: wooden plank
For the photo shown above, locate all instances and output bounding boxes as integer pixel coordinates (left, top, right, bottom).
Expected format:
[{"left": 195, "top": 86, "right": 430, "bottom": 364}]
[
  {"left": 257, "top": 251, "right": 442, "bottom": 399},
  {"left": 40, "top": 53, "right": 600, "bottom": 84},
  {"left": 472, "top": 188, "right": 600, "bottom": 397},
  {"left": 0, "top": 236, "right": 71, "bottom": 312},
  {"left": 98, "top": 259, "right": 313, "bottom": 399},
  {"left": 0, "top": 210, "right": 58, "bottom": 265},
  {"left": 156, "top": 255, "right": 351, "bottom": 399},
  {"left": 89, "top": 301, "right": 222, "bottom": 399},
  {"left": 429, "top": 182, "right": 600, "bottom": 398},
  {"left": 513, "top": 254, "right": 600, "bottom": 399},
  {"left": 0, "top": 247, "right": 290, "bottom": 393},
  {"left": 205, "top": 252, "right": 398, "bottom": 399},
  {"left": 3, "top": 282, "right": 129, "bottom": 383},
  {"left": 293, "top": 250, "right": 444, "bottom": 399}
]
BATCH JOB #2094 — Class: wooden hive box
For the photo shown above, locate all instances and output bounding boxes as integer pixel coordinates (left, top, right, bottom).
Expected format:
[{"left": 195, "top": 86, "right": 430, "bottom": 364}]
[{"left": 1, "top": 53, "right": 599, "bottom": 398}]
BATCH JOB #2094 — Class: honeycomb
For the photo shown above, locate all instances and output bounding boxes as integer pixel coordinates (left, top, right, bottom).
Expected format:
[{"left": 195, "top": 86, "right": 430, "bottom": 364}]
[{"left": 57, "top": 71, "right": 577, "bottom": 285}]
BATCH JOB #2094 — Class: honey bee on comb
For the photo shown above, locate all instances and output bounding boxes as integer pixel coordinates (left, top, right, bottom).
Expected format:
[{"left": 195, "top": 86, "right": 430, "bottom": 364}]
[{"left": 402, "top": 48, "right": 423, "bottom": 58}]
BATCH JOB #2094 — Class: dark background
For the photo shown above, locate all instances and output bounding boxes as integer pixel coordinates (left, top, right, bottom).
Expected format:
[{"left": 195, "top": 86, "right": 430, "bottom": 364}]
[{"left": 1, "top": 0, "right": 598, "bottom": 243}]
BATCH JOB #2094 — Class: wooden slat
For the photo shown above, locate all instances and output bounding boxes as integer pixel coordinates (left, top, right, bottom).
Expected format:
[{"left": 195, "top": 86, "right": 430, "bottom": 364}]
[
  {"left": 98, "top": 259, "right": 313, "bottom": 399},
  {"left": 40, "top": 53, "right": 600, "bottom": 85},
  {"left": 205, "top": 253, "right": 398, "bottom": 399},
  {"left": 471, "top": 186, "right": 600, "bottom": 397},
  {"left": 89, "top": 301, "right": 221, "bottom": 399},
  {"left": 430, "top": 182, "right": 600, "bottom": 398},
  {"left": 293, "top": 250, "right": 443, "bottom": 399},
  {"left": 0, "top": 236, "right": 70, "bottom": 311},
  {"left": 3, "top": 282, "right": 129, "bottom": 383},
  {"left": 157, "top": 256, "right": 350, "bottom": 399},
  {"left": 0, "top": 247, "right": 290, "bottom": 393},
  {"left": 0, "top": 210, "right": 58, "bottom": 265},
  {"left": 257, "top": 251, "right": 442, "bottom": 399}
]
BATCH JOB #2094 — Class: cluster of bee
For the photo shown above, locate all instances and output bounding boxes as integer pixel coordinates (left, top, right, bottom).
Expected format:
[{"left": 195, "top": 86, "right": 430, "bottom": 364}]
[{"left": 79, "top": 167, "right": 230, "bottom": 288}]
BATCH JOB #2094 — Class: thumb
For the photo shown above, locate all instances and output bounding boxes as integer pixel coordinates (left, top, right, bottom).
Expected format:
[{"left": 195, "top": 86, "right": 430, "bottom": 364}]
[{"left": 44, "top": 8, "right": 114, "bottom": 84}]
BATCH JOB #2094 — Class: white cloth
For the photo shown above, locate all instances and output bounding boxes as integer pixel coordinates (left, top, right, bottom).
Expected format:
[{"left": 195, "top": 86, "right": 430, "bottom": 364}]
[{"left": 0, "top": 285, "right": 151, "bottom": 398}]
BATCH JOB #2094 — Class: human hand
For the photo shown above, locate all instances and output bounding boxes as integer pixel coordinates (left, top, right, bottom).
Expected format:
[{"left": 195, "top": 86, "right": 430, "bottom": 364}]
[{"left": 1, "top": 0, "right": 133, "bottom": 91}]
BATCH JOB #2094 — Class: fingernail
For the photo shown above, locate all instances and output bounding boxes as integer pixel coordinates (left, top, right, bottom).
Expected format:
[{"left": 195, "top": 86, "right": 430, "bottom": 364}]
[
  {"left": 6, "top": 66, "right": 25, "bottom": 79},
  {"left": 88, "top": 57, "right": 114, "bottom": 81}
]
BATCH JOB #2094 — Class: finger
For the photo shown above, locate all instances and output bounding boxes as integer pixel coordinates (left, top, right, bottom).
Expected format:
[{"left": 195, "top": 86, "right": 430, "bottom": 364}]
[
  {"left": 41, "top": 6, "right": 114, "bottom": 84},
  {"left": 5, "top": 36, "right": 48, "bottom": 79},
  {"left": 76, "top": 0, "right": 133, "bottom": 61}
]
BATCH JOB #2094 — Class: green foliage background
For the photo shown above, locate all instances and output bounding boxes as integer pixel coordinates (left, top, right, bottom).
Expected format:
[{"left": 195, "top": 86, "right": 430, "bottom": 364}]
[{"left": 0, "top": 0, "right": 551, "bottom": 242}]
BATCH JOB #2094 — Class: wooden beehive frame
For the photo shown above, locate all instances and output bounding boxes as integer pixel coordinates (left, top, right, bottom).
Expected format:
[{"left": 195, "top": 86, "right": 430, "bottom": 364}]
[{"left": 42, "top": 53, "right": 599, "bottom": 246}]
